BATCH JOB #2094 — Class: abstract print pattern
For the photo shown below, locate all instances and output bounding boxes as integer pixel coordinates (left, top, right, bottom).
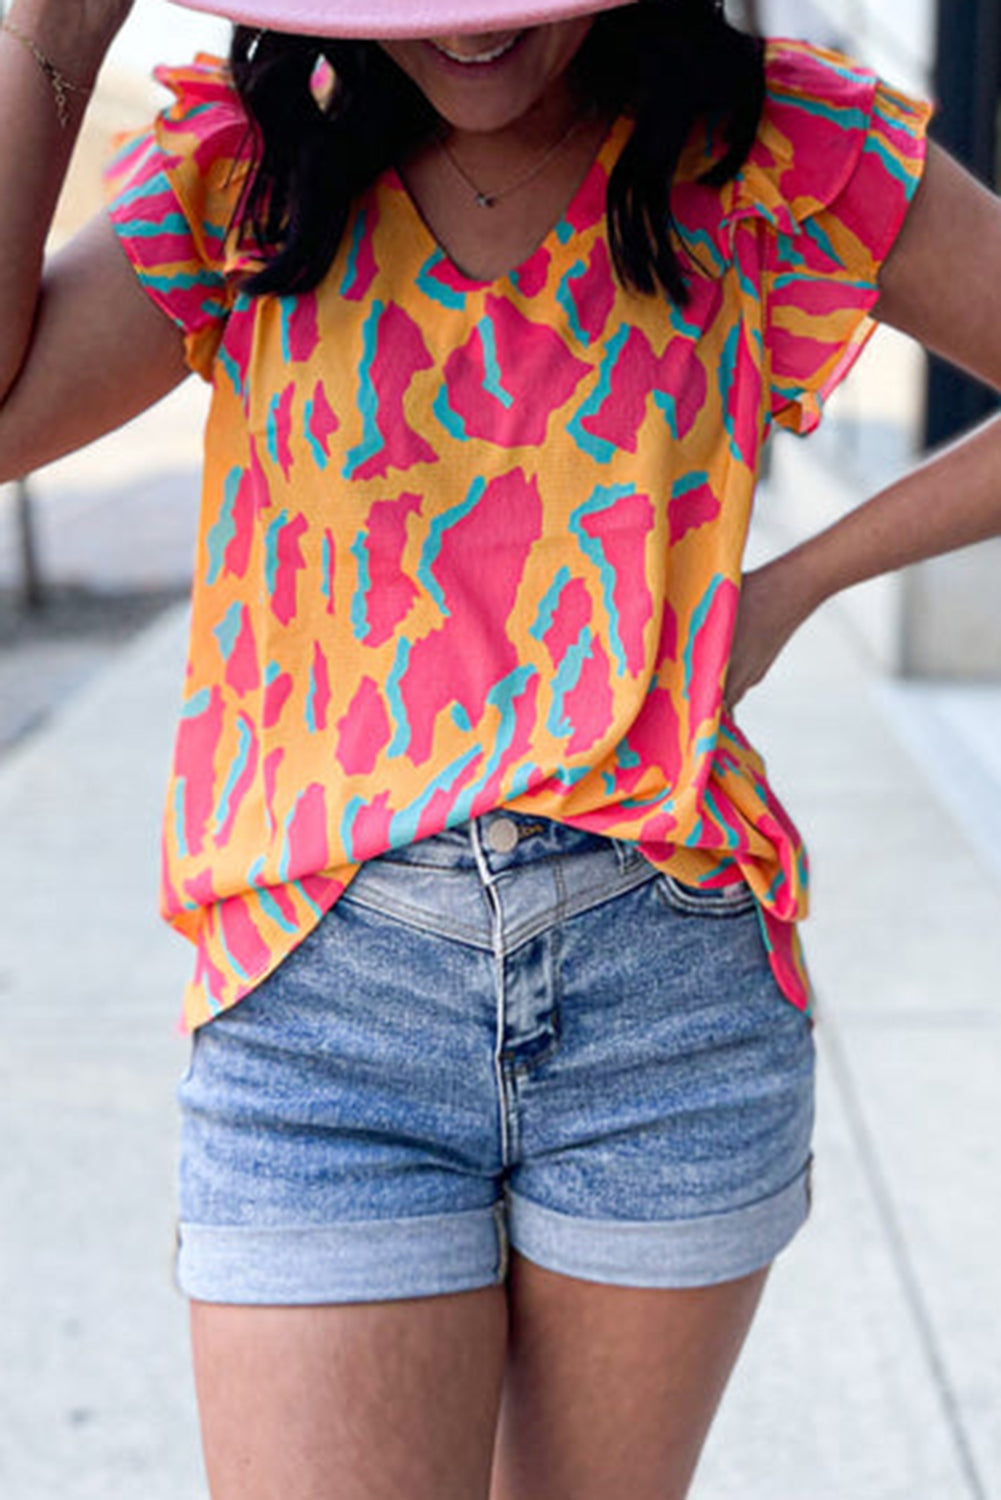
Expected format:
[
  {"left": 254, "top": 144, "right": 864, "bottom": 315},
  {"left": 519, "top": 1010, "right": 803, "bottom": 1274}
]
[{"left": 105, "top": 41, "right": 931, "bottom": 1029}]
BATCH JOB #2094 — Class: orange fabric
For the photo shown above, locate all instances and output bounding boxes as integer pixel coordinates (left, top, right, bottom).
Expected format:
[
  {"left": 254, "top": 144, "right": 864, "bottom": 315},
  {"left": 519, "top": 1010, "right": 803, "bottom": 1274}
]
[{"left": 104, "top": 41, "right": 931, "bottom": 1029}]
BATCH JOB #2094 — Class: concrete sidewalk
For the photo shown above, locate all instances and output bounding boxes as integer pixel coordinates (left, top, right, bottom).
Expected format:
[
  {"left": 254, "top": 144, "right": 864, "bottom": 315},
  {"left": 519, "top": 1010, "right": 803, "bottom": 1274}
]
[{"left": 1, "top": 537, "right": 1000, "bottom": 1498}]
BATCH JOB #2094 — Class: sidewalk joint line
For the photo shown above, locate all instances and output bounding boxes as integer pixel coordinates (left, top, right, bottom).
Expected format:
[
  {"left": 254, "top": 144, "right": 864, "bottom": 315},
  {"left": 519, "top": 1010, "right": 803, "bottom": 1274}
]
[{"left": 821, "top": 1012, "right": 988, "bottom": 1500}]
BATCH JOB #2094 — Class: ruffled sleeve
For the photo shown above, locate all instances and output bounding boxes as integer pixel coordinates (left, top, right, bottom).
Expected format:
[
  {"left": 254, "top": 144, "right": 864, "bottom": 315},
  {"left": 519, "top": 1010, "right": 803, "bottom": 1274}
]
[
  {"left": 729, "top": 40, "right": 933, "bottom": 435},
  {"left": 103, "top": 56, "right": 259, "bottom": 381}
]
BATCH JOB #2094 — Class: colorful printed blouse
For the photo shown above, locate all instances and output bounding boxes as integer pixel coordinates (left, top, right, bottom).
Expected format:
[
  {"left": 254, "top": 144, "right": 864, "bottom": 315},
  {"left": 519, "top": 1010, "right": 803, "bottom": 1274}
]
[{"left": 105, "top": 39, "right": 931, "bottom": 1032}]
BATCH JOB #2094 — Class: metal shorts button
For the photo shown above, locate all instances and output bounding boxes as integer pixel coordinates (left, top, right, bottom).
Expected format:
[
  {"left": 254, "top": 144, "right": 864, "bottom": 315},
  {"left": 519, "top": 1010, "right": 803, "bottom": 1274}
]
[{"left": 486, "top": 817, "right": 520, "bottom": 854}]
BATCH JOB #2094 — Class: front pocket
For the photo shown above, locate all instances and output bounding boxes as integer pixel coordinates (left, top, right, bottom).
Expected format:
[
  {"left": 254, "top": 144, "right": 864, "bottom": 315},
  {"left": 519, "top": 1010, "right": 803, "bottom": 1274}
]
[{"left": 654, "top": 873, "right": 758, "bottom": 919}]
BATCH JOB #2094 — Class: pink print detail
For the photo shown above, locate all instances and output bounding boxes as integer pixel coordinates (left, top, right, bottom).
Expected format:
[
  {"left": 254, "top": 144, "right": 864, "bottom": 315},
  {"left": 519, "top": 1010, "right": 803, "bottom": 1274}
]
[
  {"left": 412, "top": 759, "right": 484, "bottom": 844},
  {"left": 694, "top": 781, "right": 752, "bottom": 853},
  {"left": 308, "top": 380, "right": 340, "bottom": 460},
  {"left": 283, "top": 782, "right": 329, "bottom": 879},
  {"left": 583, "top": 329, "right": 707, "bottom": 453},
  {"left": 284, "top": 294, "right": 320, "bottom": 362},
  {"left": 358, "top": 492, "right": 422, "bottom": 647},
  {"left": 184, "top": 868, "right": 221, "bottom": 908},
  {"left": 426, "top": 255, "right": 472, "bottom": 299},
  {"left": 623, "top": 684, "right": 683, "bottom": 788},
  {"left": 558, "top": 801, "right": 635, "bottom": 833},
  {"left": 563, "top": 637, "right": 614, "bottom": 756},
  {"left": 771, "top": 325, "right": 848, "bottom": 384},
  {"left": 542, "top": 579, "right": 592, "bottom": 666},
  {"left": 174, "top": 687, "right": 224, "bottom": 857},
  {"left": 223, "top": 469, "right": 256, "bottom": 579},
  {"left": 444, "top": 297, "right": 591, "bottom": 447},
  {"left": 221, "top": 309, "right": 254, "bottom": 397},
  {"left": 177, "top": 79, "right": 250, "bottom": 173},
  {"left": 119, "top": 184, "right": 194, "bottom": 267},
  {"left": 424, "top": 675, "right": 542, "bottom": 828},
  {"left": 658, "top": 601, "right": 679, "bottom": 664},
  {"left": 778, "top": 275, "right": 867, "bottom": 320},
  {"left": 272, "top": 384, "right": 295, "bottom": 481},
  {"left": 757, "top": 75, "right": 873, "bottom": 208},
  {"left": 475, "top": 674, "right": 540, "bottom": 808},
  {"left": 669, "top": 479, "right": 721, "bottom": 545},
  {"left": 336, "top": 676, "right": 391, "bottom": 776},
  {"left": 565, "top": 158, "right": 608, "bottom": 234},
  {"left": 264, "top": 671, "right": 294, "bottom": 728},
  {"left": 578, "top": 490, "right": 655, "bottom": 676},
  {"left": 106, "top": 131, "right": 150, "bottom": 183},
  {"left": 757, "top": 797, "right": 808, "bottom": 896},
  {"left": 309, "top": 642, "right": 331, "bottom": 733},
  {"left": 299, "top": 871, "right": 349, "bottom": 907},
  {"left": 268, "top": 512, "right": 309, "bottom": 626},
  {"left": 684, "top": 274, "right": 725, "bottom": 330},
  {"left": 160, "top": 839, "right": 184, "bottom": 918},
  {"left": 515, "top": 247, "right": 551, "bottom": 299},
  {"left": 262, "top": 881, "right": 298, "bottom": 927},
  {"left": 724, "top": 321, "right": 763, "bottom": 466},
  {"left": 836, "top": 153, "right": 904, "bottom": 248},
  {"left": 343, "top": 209, "right": 380, "bottom": 302},
  {"left": 217, "top": 714, "right": 260, "bottom": 843},
  {"left": 226, "top": 607, "right": 260, "bottom": 696},
  {"left": 249, "top": 438, "right": 270, "bottom": 513},
  {"left": 399, "top": 471, "right": 543, "bottom": 764},
  {"left": 218, "top": 895, "right": 272, "bottom": 979},
  {"left": 346, "top": 791, "right": 394, "bottom": 859},
  {"left": 193, "top": 941, "right": 229, "bottom": 1009},
  {"left": 584, "top": 329, "right": 657, "bottom": 452},
  {"left": 662, "top": 337, "right": 709, "bottom": 441},
  {"left": 760, "top": 908, "right": 807, "bottom": 999},
  {"left": 353, "top": 305, "right": 437, "bottom": 480},
  {"left": 686, "top": 578, "right": 739, "bottom": 739},
  {"left": 635, "top": 812, "right": 679, "bottom": 850},
  {"left": 568, "top": 240, "right": 615, "bottom": 343}
]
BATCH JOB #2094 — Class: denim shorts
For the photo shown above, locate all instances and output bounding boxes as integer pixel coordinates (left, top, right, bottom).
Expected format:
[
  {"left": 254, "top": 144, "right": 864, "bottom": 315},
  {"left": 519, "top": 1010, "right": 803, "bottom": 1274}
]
[{"left": 176, "top": 813, "right": 815, "bottom": 1304}]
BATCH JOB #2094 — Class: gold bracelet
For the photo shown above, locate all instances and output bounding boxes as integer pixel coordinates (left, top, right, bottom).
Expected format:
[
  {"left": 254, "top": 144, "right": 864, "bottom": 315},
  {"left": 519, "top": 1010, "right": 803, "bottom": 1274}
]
[{"left": 1, "top": 17, "right": 91, "bottom": 130}]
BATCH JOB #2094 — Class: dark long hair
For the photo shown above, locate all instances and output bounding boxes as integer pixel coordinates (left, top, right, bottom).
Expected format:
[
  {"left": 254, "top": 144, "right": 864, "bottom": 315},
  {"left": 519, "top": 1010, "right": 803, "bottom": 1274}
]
[{"left": 230, "top": 0, "right": 765, "bottom": 303}]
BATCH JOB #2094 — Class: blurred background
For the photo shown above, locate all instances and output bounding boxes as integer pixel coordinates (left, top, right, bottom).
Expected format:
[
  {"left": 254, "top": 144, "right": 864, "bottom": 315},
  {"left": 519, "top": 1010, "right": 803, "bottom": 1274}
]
[{"left": 1, "top": 2, "right": 1000, "bottom": 1498}]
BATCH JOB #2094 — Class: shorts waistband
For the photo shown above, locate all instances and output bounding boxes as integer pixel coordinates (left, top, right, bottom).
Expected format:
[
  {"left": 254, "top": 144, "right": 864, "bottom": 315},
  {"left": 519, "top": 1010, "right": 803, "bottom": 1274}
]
[
  {"left": 340, "top": 815, "right": 657, "bottom": 954},
  {"left": 371, "top": 812, "right": 643, "bottom": 876}
]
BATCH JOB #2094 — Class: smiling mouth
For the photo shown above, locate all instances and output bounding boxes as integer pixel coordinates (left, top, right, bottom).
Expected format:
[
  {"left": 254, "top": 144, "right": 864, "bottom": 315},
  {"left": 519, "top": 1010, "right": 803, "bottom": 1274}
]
[{"left": 430, "top": 32, "right": 526, "bottom": 66}]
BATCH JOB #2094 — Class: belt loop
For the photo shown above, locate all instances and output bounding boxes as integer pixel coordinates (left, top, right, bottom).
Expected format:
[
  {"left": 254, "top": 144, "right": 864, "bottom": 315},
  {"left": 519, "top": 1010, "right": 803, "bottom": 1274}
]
[{"left": 469, "top": 817, "right": 496, "bottom": 887}]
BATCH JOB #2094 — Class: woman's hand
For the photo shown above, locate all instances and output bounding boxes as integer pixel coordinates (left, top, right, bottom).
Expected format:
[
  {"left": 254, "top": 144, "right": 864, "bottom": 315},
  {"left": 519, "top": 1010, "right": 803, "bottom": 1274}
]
[{"left": 723, "top": 554, "right": 820, "bottom": 712}]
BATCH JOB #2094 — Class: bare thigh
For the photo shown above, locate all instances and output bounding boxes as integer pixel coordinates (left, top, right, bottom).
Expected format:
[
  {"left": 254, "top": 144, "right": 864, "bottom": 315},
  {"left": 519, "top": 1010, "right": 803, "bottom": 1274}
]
[
  {"left": 190, "top": 1284, "right": 508, "bottom": 1500},
  {"left": 489, "top": 1251, "right": 770, "bottom": 1500}
]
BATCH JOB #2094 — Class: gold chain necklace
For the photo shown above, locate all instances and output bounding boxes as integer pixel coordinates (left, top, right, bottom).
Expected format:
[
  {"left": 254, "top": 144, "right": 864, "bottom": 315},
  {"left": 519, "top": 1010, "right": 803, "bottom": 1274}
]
[{"left": 435, "top": 112, "right": 592, "bottom": 209}]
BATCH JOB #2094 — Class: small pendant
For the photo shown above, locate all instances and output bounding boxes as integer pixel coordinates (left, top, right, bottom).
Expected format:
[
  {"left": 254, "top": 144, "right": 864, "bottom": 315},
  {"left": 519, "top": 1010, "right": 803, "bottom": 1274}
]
[{"left": 475, "top": 192, "right": 497, "bottom": 208}]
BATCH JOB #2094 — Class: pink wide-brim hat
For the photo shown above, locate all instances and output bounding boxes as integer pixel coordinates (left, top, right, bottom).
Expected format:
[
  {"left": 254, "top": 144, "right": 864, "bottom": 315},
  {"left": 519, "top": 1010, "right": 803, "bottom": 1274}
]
[{"left": 168, "top": 0, "right": 635, "bottom": 39}]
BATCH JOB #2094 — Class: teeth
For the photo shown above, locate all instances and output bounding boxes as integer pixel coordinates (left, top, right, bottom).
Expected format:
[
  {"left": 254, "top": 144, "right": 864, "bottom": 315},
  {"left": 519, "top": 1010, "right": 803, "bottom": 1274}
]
[{"left": 432, "top": 33, "right": 522, "bottom": 64}]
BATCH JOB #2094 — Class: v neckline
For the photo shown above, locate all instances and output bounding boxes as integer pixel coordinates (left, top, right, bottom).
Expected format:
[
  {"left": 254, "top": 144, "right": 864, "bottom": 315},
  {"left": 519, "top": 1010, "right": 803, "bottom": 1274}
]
[{"left": 384, "top": 114, "right": 632, "bottom": 292}]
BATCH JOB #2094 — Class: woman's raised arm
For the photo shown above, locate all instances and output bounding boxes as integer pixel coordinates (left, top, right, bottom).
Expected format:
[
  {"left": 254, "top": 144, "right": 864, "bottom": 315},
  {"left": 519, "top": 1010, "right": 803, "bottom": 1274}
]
[
  {"left": 875, "top": 140, "right": 1001, "bottom": 386},
  {"left": 0, "top": 0, "right": 188, "bottom": 482},
  {"left": 726, "top": 141, "right": 1001, "bottom": 708}
]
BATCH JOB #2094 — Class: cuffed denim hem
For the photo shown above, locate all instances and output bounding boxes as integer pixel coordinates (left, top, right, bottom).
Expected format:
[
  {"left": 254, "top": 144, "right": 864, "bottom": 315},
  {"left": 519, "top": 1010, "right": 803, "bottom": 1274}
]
[
  {"left": 506, "top": 1158, "right": 813, "bottom": 1289},
  {"left": 176, "top": 1201, "right": 506, "bottom": 1305}
]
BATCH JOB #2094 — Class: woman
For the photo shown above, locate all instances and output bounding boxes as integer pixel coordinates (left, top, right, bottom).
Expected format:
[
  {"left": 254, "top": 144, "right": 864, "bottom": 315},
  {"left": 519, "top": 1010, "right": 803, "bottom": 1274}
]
[{"left": 1, "top": 0, "right": 999, "bottom": 1495}]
